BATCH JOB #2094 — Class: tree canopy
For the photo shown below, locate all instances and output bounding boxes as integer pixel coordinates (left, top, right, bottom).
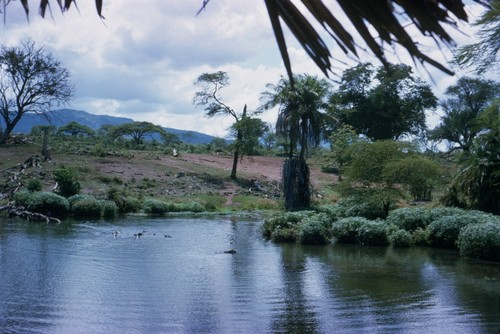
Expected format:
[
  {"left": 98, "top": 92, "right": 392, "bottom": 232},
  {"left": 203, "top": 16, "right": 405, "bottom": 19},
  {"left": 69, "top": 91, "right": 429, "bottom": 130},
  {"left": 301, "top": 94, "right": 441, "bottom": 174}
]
[
  {"left": 0, "top": 40, "right": 73, "bottom": 144},
  {"left": 329, "top": 63, "right": 437, "bottom": 141},
  {"left": 193, "top": 71, "right": 255, "bottom": 179},
  {"left": 57, "top": 121, "right": 95, "bottom": 137},
  {"left": 261, "top": 74, "right": 331, "bottom": 159},
  {"left": 108, "top": 121, "right": 166, "bottom": 146},
  {"left": 430, "top": 77, "right": 499, "bottom": 152}
]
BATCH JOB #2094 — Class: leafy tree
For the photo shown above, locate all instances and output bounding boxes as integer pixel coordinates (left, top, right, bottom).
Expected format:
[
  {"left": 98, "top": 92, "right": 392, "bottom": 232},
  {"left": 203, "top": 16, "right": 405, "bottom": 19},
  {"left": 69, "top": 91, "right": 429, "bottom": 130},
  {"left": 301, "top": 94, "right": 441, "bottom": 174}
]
[
  {"left": 454, "top": 1, "right": 500, "bottom": 74},
  {"left": 340, "top": 140, "right": 441, "bottom": 216},
  {"left": 430, "top": 77, "right": 499, "bottom": 152},
  {"left": 160, "top": 131, "right": 181, "bottom": 147},
  {"left": 30, "top": 125, "right": 56, "bottom": 137},
  {"left": 108, "top": 121, "right": 166, "bottom": 147},
  {"left": 53, "top": 165, "right": 81, "bottom": 198},
  {"left": 0, "top": 40, "right": 73, "bottom": 144},
  {"left": 383, "top": 155, "right": 443, "bottom": 202},
  {"left": 443, "top": 99, "right": 500, "bottom": 214},
  {"left": 329, "top": 63, "right": 437, "bottom": 141},
  {"left": 193, "top": 71, "right": 260, "bottom": 179},
  {"left": 209, "top": 137, "right": 227, "bottom": 153},
  {"left": 324, "top": 124, "right": 359, "bottom": 180},
  {"left": 229, "top": 116, "right": 268, "bottom": 156},
  {"left": 261, "top": 74, "right": 331, "bottom": 210},
  {"left": 57, "top": 121, "right": 95, "bottom": 137},
  {"left": 261, "top": 123, "right": 277, "bottom": 152}
]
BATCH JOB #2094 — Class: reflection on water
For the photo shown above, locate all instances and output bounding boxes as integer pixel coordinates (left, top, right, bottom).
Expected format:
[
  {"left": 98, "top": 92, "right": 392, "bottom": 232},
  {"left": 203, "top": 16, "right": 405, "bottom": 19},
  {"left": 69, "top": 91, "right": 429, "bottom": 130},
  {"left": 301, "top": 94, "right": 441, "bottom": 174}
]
[{"left": 0, "top": 216, "right": 499, "bottom": 334}]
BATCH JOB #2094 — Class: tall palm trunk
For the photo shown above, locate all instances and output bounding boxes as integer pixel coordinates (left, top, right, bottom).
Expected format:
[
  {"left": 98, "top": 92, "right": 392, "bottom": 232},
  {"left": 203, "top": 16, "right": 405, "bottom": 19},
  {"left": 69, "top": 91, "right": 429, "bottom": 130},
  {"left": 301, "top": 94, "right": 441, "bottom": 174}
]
[{"left": 283, "top": 157, "right": 310, "bottom": 210}]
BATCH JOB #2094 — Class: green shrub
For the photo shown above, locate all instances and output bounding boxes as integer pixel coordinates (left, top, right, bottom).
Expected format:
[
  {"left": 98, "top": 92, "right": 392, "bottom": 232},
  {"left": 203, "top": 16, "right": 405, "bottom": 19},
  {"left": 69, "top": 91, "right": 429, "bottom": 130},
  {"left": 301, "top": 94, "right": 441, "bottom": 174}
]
[
  {"left": 101, "top": 200, "right": 118, "bottom": 218},
  {"left": 271, "top": 227, "right": 298, "bottom": 243},
  {"left": 26, "top": 192, "right": 69, "bottom": 218},
  {"left": 53, "top": 166, "right": 80, "bottom": 197},
  {"left": 457, "top": 222, "right": 500, "bottom": 261},
  {"left": 316, "top": 204, "right": 347, "bottom": 220},
  {"left": 428, "top": 212, "right": 497, "bottom": 249},
  {"left": 13, "top": 190, "right": 34, "bottom": 207},
  {"left": 68, "top": 194, "right": 95, "bottom": 209},
  {"left": 427, "top": 207, "right": 465, "bottom": 222},
  {"left": 27, "top": 179, "right": 43, "bottom": 192},
  {"left": 297, "top": 213, "right": 331, "bottom": 245},
  {"left": 116, "top": 196, "right": 141, "bottom": 213},
  {"left": 262, "top": 211, "right": 312, "bottom": 241},
  {"left": 357, "top": 220, "right": 389, "bottom": 246},
  {"left": 142, "top": 199, "right": 171, "bottom": 215},
  {"left": 173, "top": 201, "right": 205, "bottom": 213},
  {"left": 385, "top": 207, "right": 430, "bottom": 231},
  {"left": 338, "top": 197, "right": 386, "bottom": 220},
  {"left": 71, "top": 197, "right": 102, "bottom": 218},
  {"left": 389, "top": 229, "right": 413, "bottom": 247},
  {"left": 331, "top": 217, "right": 369, "bottom": 244},
  {"left": 412, "top": 228, "right": 430, "bottom": 246}
]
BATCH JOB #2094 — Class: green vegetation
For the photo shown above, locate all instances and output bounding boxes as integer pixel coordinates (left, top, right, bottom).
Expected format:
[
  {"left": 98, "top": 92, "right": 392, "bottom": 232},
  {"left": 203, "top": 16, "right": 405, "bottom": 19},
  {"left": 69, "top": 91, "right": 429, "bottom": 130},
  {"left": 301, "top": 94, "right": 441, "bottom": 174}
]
[
  {"left": 262, "top": 206, "right": 500, "bottom": 261},
  {"left": 53, "top": 166, "right": 81, "bottom": 197},
  {"left": 14, "top": 191, "right": 70, "bottom": 218},
  {"left": 0, "top": 35, "right": 498, "bottom": 264}
]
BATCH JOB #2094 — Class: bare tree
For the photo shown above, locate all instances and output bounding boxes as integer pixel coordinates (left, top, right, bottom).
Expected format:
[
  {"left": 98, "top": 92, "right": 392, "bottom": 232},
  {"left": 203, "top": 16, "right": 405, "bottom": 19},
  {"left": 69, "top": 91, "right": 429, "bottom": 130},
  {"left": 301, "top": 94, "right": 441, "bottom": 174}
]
[{"left": 0, "top": 40, "right": 73, "bottom": 144}]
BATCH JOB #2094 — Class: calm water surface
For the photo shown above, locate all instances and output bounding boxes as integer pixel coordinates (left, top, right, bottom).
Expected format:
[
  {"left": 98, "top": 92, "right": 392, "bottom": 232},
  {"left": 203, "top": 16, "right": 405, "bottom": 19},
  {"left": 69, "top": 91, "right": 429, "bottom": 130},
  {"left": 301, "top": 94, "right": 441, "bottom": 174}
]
[{"left": 0, "top": 216, "right": 499, "bottom": 334}]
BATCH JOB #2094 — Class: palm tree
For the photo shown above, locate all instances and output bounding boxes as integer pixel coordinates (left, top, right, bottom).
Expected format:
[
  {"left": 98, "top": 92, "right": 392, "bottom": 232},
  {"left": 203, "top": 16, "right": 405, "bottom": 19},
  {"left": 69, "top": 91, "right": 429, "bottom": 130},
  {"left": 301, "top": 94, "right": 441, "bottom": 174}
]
[
  {"left": 261, "top": 74, "right": 331, "bottom": 210},
  {"left": 261, "top": 74, "right": 330, "bottom": 159}
]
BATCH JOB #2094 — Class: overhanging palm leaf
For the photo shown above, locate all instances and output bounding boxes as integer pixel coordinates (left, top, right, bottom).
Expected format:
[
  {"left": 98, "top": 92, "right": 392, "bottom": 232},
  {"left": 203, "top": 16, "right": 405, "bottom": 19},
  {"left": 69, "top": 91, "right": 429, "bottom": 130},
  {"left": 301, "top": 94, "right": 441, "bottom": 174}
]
[
  {"left": 11, "top": 1, "right": 490, "bottom": 79},
  {"left": 199, "top": 0, "right": 491, "bottom": 79},
  {"left": 14, "top": 0, "right": 104, "bottom": 19}
]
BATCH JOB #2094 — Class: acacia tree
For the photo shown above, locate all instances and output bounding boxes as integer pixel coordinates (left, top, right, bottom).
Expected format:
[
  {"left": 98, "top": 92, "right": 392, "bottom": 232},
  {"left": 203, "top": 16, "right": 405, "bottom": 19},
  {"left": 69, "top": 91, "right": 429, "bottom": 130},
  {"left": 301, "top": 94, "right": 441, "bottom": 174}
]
[
  {"left": 329, "top": 63, "right": 437, "bottom": 141},
  {"left": 57, "top": 121, "right": 95, "bottom": 137},
  {"left": 109, "top": 121, "right": 166, "bottom": 147},
  {"left": 261, "top": 74, "right": 331, "bottom": 210},
  {"left": 430, "top": 77, "right": 499, "bottom": 152},
  {"left": 0, "top": 40, "right": 73, "bottom": 144},
  {"left": 193, "top": 71, "right": 260, "bottom": 179}
]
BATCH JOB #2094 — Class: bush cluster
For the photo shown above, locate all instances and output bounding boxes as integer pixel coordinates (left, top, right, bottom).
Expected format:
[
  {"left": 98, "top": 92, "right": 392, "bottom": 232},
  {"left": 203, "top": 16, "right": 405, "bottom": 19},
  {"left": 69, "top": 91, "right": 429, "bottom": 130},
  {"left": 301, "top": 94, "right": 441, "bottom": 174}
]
[
  {"left": 68, "top": 194, "right": 119, "bottom": 218},
  {"left": 142, "top": 199, "right": 206, "bottom": 215},
  {"left": 457, "top": 223, "right": 500, "bottom": 261},
  {"left": 14, "top": 191, "right": 69, "bottom": 218},
  {"left": 263, "top": 204, "right": 500, "bottom": 260}
]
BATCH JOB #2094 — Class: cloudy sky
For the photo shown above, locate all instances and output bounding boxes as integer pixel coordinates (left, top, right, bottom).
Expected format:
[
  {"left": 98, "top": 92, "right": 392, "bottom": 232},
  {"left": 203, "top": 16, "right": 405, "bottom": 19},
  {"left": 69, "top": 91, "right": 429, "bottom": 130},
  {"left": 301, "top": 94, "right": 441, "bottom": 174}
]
[{"left": 1, "top": 0, "right": 487, "bottom": 138}]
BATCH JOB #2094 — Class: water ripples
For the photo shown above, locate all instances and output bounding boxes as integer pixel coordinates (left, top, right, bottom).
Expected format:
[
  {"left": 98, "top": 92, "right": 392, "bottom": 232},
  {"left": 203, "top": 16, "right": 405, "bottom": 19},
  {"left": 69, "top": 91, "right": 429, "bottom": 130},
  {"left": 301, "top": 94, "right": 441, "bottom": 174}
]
[{"left": 1, "top": 217, "right": 499, "bottom": 333}]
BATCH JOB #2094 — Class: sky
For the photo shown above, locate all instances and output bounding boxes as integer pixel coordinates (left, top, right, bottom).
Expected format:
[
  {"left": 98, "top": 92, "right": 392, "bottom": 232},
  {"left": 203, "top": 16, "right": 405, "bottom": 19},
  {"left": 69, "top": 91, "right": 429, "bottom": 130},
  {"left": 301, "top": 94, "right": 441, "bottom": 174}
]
[{"left": 0, "top": 0, "right": 489, "bottom": 138}]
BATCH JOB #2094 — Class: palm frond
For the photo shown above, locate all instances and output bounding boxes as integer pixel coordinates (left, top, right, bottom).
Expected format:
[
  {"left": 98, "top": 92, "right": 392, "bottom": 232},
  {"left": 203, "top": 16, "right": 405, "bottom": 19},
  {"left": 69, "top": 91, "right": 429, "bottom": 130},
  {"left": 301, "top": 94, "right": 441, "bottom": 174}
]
[{"left": 202, "top": 0, "right": 490, "bottom": 79}]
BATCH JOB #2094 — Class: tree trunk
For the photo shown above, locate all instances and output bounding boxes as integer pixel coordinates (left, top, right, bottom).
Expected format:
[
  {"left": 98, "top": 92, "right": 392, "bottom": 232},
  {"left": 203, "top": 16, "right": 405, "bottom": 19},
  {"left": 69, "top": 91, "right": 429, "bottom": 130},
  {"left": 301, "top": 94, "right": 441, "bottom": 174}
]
[
  {"left": 230, "top": 148, "right": 239, "bottom": 180},
  {"left": 230, "top": 105, "right": 247, "bottom": 180},
  {"left": 282, "top": 156, "right": 310, "bottom": 210},
  {"left": 41, "top": 127, "right": 51, "bottom": 161}
]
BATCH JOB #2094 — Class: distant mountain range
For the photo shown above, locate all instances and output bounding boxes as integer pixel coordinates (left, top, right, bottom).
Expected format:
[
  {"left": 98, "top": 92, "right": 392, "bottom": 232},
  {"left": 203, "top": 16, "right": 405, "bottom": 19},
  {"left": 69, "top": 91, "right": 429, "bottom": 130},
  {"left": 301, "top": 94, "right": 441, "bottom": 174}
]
[{"left": 4, "top": 109, "right": 218, "bottom": 145}]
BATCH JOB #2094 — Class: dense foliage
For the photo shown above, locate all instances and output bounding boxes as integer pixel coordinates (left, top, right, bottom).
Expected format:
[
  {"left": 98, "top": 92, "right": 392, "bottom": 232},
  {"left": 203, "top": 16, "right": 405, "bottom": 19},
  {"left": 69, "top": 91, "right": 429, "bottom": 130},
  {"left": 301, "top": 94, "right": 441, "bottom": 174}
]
[
  {"left": 329, "top": 63, "right": 436, "bottom": 141},
  {"left": 263, "top": 205, "right": 500, "bottom": 261}
]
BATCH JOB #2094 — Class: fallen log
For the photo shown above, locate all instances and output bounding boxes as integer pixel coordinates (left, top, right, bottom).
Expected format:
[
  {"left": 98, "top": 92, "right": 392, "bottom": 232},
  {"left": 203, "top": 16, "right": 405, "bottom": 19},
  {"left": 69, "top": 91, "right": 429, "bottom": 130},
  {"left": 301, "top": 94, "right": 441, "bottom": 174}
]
[{"left": 0, "top": 205, "right": 61, "bottom": 224}]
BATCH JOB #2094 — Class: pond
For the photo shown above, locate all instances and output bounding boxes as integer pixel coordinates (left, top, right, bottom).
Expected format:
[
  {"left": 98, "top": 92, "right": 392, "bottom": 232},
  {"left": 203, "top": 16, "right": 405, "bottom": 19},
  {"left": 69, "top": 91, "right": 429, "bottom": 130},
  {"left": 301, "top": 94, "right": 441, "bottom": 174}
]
[{"left": 0, "top": 216, "right": 499, "bottom": 334}]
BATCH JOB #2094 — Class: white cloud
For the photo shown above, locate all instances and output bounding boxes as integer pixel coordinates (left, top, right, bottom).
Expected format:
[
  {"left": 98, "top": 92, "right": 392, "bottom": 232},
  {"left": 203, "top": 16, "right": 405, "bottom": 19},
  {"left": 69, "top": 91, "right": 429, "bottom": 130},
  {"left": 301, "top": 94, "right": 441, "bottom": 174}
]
[{"left": 0, "top": 1, "right": 489, "bottom": 137}]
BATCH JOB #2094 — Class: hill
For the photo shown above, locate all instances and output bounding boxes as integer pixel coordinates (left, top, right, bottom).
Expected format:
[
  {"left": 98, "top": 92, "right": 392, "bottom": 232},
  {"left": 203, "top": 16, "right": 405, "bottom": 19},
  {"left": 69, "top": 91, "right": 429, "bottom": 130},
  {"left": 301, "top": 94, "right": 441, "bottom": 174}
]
[{"left": 3, "top": 109, "right": 217, "bottom": 145}]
